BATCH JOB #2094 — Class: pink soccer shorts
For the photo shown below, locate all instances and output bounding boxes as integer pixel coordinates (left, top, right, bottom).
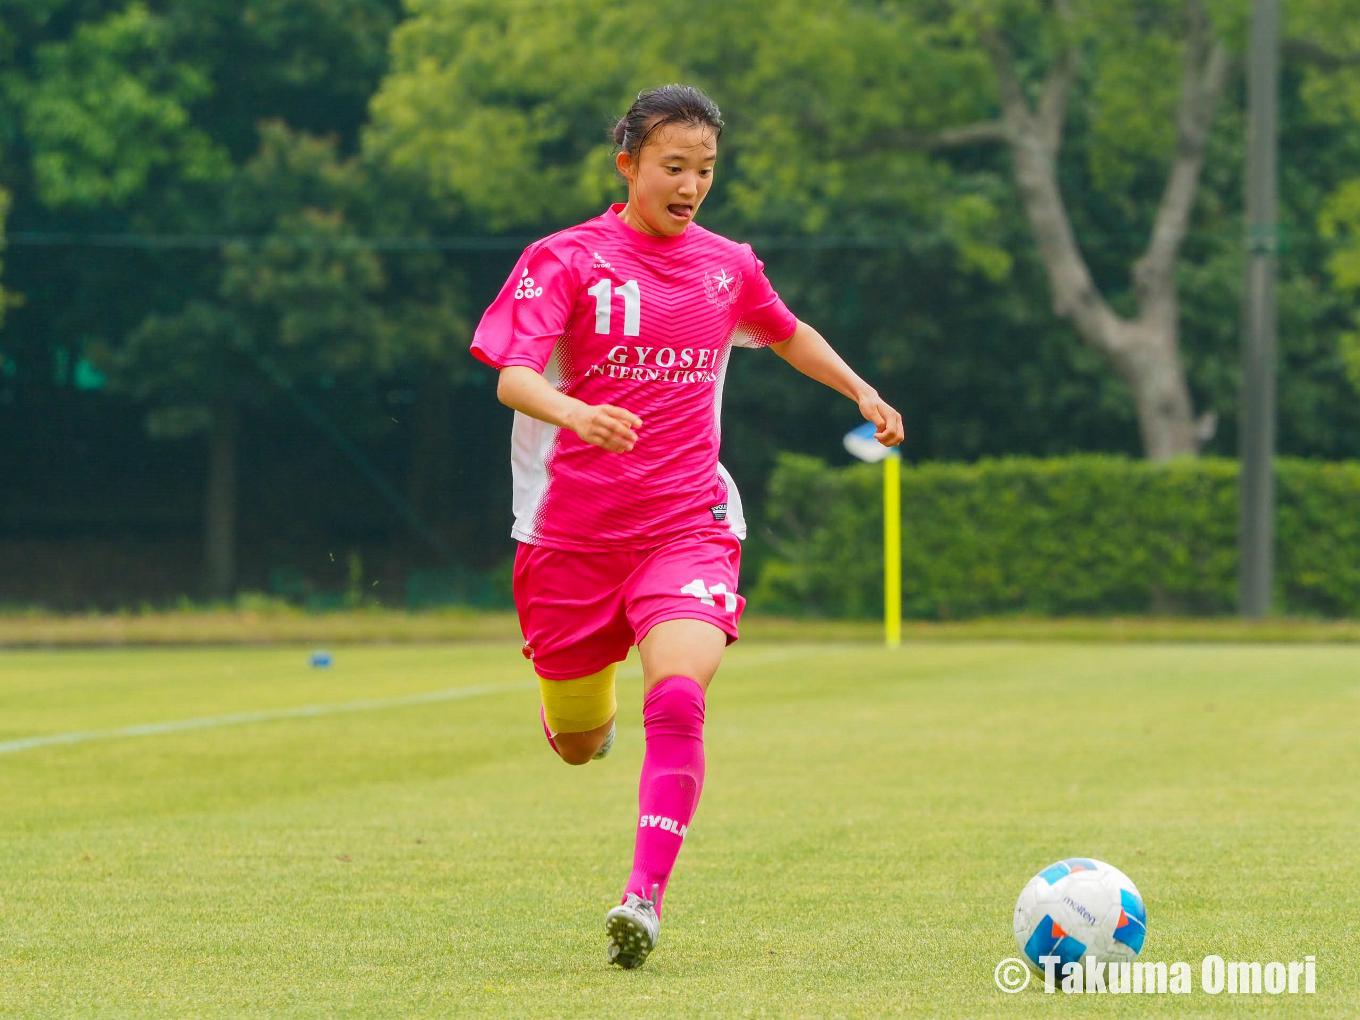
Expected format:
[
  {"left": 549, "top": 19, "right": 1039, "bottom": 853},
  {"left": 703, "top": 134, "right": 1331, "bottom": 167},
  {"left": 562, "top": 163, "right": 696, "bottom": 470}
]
[{"left": 512, "top": 525, "right": 745, "bottom": 681}]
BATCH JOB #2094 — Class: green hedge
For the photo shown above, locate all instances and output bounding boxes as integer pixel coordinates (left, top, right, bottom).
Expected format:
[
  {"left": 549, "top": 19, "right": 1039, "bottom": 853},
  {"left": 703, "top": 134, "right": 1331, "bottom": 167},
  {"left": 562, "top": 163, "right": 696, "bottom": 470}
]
[{"left": 752, "top": 454, "right": 1360, "bottom": 618}]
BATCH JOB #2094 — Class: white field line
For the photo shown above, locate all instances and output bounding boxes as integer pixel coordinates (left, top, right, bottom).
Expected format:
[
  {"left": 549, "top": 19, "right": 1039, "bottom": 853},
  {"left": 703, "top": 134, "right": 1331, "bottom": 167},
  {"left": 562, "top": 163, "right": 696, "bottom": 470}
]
[
  {"left": 0, "top": 682, "right": 535, "bottom": 757},
  {"left": 0, "top": 647, "right": 826, "bottom": 758}
]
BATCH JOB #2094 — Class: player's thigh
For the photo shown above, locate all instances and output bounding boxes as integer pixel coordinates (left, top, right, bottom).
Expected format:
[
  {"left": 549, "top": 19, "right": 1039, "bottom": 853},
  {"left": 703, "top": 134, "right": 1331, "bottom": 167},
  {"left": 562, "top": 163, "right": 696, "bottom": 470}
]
[
  {"left": 626, "top": 527, "right": 744, "bottom": 691},
  {"left": 637, "top": 618, "right": 727, "bottom": 693},
  {"left": 513, "top": 542, "right": 636, "bottom": 682}
]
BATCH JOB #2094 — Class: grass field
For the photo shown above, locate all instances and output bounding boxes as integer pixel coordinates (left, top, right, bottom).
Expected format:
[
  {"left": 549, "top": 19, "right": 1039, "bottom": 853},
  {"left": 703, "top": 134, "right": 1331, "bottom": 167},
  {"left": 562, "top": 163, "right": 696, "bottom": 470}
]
[
  {"left": 2, "top": 641, "right": 1358, "bottom": 1018},
  {"left": 9, "top": 607, "right": 1360, "bottom": 647}
]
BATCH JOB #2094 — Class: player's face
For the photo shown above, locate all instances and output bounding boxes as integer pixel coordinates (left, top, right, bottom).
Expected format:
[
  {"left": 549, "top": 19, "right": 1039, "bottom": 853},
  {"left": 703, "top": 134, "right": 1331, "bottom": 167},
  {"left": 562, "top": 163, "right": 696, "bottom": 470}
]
[{"left": 617, "top": 121, "right": 717, "bottom": 237}]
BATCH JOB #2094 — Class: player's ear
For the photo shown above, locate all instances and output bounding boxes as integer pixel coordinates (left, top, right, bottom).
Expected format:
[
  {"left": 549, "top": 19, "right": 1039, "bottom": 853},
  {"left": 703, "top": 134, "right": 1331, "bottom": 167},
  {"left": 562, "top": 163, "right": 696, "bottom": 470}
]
[{"left": 615, "top": 149, "right": 635, "bottom": 183}]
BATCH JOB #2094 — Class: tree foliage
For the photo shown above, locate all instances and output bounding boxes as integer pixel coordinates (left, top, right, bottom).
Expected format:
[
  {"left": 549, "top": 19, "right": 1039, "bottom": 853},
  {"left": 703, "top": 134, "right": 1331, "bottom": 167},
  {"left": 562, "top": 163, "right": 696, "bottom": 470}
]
[
  {"left": 1303, "top": 15, "right": 1360, "bottom": 396},
  {"left": 16, "top": 4, "right": 229, "bottom": 208},
  {"left": 102, "top": 121, "right": 466, "bottom": 435},
  {"left": 0, "top": 184, "right": 9, "bottom": 329},
  {"left": 5, "top": 0, "right": 1360, "bottom": 597},
  {"left": 105, "top": 127, "right": 377, "bottom": 434}
]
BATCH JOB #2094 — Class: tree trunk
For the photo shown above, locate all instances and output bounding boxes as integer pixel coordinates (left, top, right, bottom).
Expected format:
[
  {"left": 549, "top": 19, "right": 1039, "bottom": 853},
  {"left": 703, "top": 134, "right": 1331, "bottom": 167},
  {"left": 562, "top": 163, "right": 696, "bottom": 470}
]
[
  {"left": 1117, "top": 317, "right": 1201, "bottom": 459},
  {"left": 204, "top": 408, "right": 238, "bottom": 599}
]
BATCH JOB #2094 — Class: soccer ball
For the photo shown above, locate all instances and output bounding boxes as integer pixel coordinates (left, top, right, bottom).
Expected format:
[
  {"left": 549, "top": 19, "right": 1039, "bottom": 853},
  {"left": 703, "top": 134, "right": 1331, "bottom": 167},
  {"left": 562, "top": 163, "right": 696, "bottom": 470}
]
[{"left": 1013, "top": 857, "right": 1147, "bottom": 975}]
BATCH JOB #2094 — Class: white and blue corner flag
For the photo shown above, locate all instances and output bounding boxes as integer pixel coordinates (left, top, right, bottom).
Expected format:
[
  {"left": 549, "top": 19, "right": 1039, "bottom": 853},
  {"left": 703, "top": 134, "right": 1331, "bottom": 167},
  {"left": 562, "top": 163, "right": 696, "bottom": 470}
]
[{"left": 843, "top": 420, "right": 899, "bottom": 464}]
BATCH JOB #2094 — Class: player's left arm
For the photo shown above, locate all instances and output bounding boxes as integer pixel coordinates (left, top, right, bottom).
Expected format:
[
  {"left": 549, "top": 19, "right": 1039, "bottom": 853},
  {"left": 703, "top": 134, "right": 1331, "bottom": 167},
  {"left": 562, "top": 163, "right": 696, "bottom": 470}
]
[{"left": 768, "top": 319, "right": 905, "bottom": 447}]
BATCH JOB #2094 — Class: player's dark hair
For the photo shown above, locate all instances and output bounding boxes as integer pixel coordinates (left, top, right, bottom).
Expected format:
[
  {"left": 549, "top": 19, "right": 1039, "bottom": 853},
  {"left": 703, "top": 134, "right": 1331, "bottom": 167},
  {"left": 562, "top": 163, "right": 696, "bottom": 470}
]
[{"left": 612, "top": 84, "right": 723, "bottom": 163}]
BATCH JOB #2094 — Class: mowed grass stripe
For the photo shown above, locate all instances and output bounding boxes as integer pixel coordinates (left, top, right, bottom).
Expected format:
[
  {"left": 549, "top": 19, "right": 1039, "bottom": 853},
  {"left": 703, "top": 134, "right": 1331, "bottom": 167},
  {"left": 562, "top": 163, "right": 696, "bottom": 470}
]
[{"left": 1, "top": 643, "right": 1357, "bottom": 1020}]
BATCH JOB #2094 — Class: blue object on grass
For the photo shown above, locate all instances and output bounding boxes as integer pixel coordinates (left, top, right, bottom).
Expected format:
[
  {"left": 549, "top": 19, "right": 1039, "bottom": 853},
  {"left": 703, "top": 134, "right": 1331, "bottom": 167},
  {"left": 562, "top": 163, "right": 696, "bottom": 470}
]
[{"left": 309, "top": 651, "right": 333, "bottom": 668}]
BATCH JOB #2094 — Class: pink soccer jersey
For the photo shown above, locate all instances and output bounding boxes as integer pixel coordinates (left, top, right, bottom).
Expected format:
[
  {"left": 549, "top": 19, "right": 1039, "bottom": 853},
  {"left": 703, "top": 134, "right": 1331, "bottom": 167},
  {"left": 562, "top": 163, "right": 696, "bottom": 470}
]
[{"left": 471, "top": 203, "right": 797, "bottom": 551}]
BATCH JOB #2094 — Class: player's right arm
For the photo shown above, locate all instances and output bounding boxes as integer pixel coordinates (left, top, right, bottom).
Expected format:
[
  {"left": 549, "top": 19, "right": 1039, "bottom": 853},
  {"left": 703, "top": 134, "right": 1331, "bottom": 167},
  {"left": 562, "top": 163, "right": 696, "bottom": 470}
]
[
  {"left": 472, "top": 244, "right": 643, "bottom": 453},
  {"left": 496, "top": 367, "right": 642, "bottom": 454}
]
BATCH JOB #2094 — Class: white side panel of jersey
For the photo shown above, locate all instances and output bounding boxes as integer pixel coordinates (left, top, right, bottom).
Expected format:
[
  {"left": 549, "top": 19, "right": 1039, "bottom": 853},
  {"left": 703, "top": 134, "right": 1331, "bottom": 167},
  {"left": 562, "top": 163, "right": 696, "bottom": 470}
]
[
  {"left": 710, "top": 343, "right": 747, "bottom": 540},
  {"left": 508, "top": 353, "right": 561, "bottom": 543},
  {"left": 716, "top": 461, "right": 747, "bottom": 540},
  {"left": 730, "top": 324, "right": 760, "bottom": 349}
]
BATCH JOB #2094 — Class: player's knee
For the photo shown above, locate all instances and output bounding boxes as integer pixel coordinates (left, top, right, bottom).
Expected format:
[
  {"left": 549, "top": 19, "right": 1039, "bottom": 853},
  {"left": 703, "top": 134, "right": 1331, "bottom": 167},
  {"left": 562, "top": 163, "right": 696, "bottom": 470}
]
[
  {"left": 554, "top": 733, "right": 600, "bottom": 765},
  {"left": 644, "top": 675, "right": 706, "bottom": 733}
]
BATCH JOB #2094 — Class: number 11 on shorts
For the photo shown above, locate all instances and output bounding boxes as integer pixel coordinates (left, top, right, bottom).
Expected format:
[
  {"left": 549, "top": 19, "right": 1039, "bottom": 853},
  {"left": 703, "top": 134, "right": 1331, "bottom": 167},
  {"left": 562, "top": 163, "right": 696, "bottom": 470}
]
[{"left": 680, "top": 579, "right": 737, "bottom": 612}]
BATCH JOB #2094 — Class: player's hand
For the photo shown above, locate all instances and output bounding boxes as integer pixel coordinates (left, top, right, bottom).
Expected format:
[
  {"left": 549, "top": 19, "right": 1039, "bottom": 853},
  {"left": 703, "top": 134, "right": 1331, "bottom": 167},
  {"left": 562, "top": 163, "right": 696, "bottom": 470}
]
[
  {"left": 858, "top": 390, "right": 904, "bottom": 447},
  {"left": 568, "top": 403, "right": 643, "bottom": 452}
]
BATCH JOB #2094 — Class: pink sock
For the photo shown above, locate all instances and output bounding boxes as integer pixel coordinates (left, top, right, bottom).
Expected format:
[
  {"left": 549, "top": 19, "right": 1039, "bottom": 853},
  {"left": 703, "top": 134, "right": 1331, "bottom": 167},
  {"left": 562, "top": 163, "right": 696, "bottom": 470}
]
[{"left": 623, "top": 675, "right": 706, "bottom": 916}]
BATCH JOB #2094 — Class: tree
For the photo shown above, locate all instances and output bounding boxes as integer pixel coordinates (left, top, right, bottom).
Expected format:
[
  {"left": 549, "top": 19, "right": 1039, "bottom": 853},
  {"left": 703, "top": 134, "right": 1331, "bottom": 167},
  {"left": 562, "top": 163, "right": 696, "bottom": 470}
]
[
  {"left": 1, "top": 0, "right": 421, "bottom": 598},
  {"left": 726, "top": 0, "right": 1360, "bottom": 462},
  {"left": 968, "top": 1, "right": 1229, "bottom": 460},
  {"left": 732, "top": 0, "right": 1243, "bottom": 460},
  {"left": 100, "top": 124, "right": 459, "bottom": 596}
]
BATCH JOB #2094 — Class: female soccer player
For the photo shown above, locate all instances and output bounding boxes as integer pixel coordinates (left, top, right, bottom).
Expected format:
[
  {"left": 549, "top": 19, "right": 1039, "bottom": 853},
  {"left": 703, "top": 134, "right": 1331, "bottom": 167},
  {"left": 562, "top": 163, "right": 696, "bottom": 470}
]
[{"left": 471, "top": 84, "right": 903, "bottom": 968}]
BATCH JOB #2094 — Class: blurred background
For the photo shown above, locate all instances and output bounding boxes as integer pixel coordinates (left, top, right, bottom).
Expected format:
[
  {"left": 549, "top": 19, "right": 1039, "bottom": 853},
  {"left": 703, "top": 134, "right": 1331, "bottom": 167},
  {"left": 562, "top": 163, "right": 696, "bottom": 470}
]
[{"left": 2, "top": 0, "right": 1359, "bottom": 618}]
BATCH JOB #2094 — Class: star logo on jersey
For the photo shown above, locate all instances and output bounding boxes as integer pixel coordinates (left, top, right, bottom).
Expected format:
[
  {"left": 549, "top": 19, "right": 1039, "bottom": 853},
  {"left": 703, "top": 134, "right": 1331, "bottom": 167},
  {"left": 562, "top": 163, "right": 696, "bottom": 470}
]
[{"left": 702, "top": 266, "right": 743, "bottom": 309}]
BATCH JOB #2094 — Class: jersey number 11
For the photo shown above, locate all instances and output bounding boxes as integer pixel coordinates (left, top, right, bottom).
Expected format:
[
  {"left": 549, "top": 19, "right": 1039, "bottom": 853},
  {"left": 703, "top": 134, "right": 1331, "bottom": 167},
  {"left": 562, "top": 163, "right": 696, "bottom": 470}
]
[{"left": 588, "top": 279, "right": 641, "bottom": 337}]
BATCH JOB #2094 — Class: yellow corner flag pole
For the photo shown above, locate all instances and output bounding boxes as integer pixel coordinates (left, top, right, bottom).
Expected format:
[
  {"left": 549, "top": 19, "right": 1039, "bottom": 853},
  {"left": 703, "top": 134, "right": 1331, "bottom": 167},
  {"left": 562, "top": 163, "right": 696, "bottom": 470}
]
[
  {"left": 884, "top": 452, "right": 901, "bottom": 649},
  {"left": 844, "top": 421, "right": 902, "bottom": 649}
]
